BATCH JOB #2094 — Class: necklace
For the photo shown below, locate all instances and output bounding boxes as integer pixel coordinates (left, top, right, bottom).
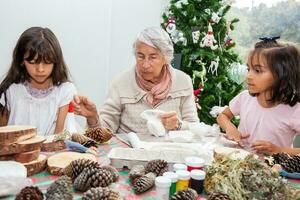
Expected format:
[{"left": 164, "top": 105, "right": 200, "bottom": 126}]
[{"left": 24, "top": 81, "right": 54, "bottom": 98}]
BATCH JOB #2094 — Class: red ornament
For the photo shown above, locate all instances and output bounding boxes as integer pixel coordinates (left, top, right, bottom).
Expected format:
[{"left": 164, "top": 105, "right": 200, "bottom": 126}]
[{"left": 194, "top": 84, "right": 203, "bottom": 110}]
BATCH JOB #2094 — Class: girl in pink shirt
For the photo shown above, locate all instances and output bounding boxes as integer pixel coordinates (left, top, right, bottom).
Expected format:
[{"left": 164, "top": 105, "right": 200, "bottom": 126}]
[{"left": 217, "top": 41, "right": 300, "bottom": 155}]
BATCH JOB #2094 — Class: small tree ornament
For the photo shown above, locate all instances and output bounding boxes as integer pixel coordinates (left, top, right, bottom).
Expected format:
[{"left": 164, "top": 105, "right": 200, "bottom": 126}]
[
  {"left": 191, "top": 27, "right": 200, "bottom": 43},
  {"left": 224, "top": 22, "right": 234, "bottom": 47},
  {"left": 194, "top": 83, "right": 203, "bottom": 110},
  {"left": 200, "top": 23, "right": 218, "bottom": 50},
  {"left": 227, "top": 62, "right": 247, "bottom": 84},
  {"left": 165, "top": 18, "right": 176, "bottom": 34},
  {"left": 208, "top": 56, "right": 220, "bottom": 76},
  {"left": 175, "top": 0, "right": 188, "bottom": 9},
  {"left": 211, "top": 12, "right": 221, "bottom": 24},
  {"left": 193, "top": 60, "right": 207, "bottom": 86},
  {"left": 171, "top": 30, "right": 187, "bottom": 46}
]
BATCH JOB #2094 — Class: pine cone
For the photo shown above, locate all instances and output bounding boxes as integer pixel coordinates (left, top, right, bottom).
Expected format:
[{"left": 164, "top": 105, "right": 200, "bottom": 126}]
[
  {"left": 74, "top": 168, "right": 114, "bottom": 192},
  {"left": 207, "top": 192, "right": 231, "bottom": 200},
  {"left": 171, "top": 188, "right": 198, "bottom": 200},
  {"left": 82, "top": 140, "right": 98, "bottom": 148},
  {"left": 63, "top": 158, "right": 100, "bottom": 181},
  {"left": 82, "top": 187, "right": 122, "bottom": 200},
  {"left": 45, "top": 176, "right": 72, "bottom": 200},
  {"left": 101, "top": 165, "right": 119, "bottom": 182},
  {"left": 145, "top": 159, "right": 168, "bottom": 176},
  {"left": 272, "top": 153, "right": 291, "bottom": 164},
  {"left": 84, "top": 127, "right": 112, "bottom": 143},
  {"left": 281, "top": 155, "right": 300, "bottom": 173},
  {"left": 133, "top": 172, "right": 156, "bottom": 194},
  {"left": 15, "top": 186, "right": 43, "bottom": 200},
  {"left": 129, "top": 165, "right": 145, "bottom": 183},
  {"left": 71, "top": 133, "right": 97, "bottom": 148}
]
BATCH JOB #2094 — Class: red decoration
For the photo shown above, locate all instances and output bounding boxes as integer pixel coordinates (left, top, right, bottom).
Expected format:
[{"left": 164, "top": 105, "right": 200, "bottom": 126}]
[{"left": 194, "top": 84, "right": 203, "bottom": 110}]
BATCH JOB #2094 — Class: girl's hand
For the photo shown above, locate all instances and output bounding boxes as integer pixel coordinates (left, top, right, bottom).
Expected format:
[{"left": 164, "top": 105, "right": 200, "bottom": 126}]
[
  {"left": 72, "top": 95, "right": 98, "bottom": 124},
  {"left": 160, "top": 111, "right": 180, "bottom": 131},
  {"left": 251, "top": 140, "right": 281, "bottom": 155},
  {"left": 224, "top": 126, "right": 250, "bottom": 146}
]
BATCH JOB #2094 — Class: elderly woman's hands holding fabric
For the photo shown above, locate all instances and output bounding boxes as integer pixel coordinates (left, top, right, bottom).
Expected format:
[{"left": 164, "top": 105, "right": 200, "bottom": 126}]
[{"left": 160, "top": 111, "right": 181, "bottom": 130}]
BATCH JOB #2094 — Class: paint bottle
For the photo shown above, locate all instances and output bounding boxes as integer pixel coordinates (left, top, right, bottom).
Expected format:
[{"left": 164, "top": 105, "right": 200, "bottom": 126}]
[
  {"left": 163, "top": 171, "right": 178, "bottom": 197},
  {"left": 173, "top": 163, "right": 187, "bottom": 172},
  {"left": 185, "top": 156, "right": 205, "bottom": 171},
  {"left": 175, "top": 170, "right": 190, "bottom": 191},
  {"left": 155, "top": 176, "right": 171, "bottom": 200},
  {"left": 190, "top": 169, "right": 205, "bottom": 194}
]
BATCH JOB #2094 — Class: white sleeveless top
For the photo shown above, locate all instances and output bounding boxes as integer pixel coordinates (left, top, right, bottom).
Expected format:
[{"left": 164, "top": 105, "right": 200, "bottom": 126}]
[{"left": 0, "top": 82, "right": 77, "bottom": 136}]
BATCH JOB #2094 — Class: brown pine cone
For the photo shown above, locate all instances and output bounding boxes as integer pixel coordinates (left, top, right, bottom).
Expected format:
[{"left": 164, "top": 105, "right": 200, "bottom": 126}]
[
  {"left": 133, "top": 172, "right": 156, "bottom": 194},
  {"left": 281, "top": 155, "right": 300, "bottom": 173},
  {"left": 45, "top": 175, "right": 72, "bottom": 200},
  {"left": 145, "top": 159, "right": 169, "bottom": 176},
  {"left": 82, "top": 187, "right": 122, "bottom": 200},
  {"left": 101, "top": 165, "right": 119, "bottom": 182},
  {"left": 71, "top": 133, "right": 97, "bottom": 148},
  {"left": 82, "top": 140, "right": 98, "bottom": 148},
  {"left": 171, "top": 188, "right": 198, "bottom": 200},
  {"left": 15, "top": 186, "right": 43, "bottom": 200},
  {"left": 272, "top": 153, "right": 291, "bottom": 164},
  {"left": 84, "top": 127, "right": 112, "bottom": 143},
  {"left": 207, "top": 192, "right": 231, "bottom": 200},
  {"left": 129, "top": 165, "right": 146, "bottom": 183},
  {"left": 63, "top": 158, "right": 100, "bottom": 181},
  {"left": 74, "top": 168, "right": 114, "bottom": 192}
]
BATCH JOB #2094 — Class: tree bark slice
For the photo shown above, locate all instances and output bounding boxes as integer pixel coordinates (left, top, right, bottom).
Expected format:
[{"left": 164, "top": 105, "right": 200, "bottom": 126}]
[
  {"left": 23, "top": 154, "right": 47, "bottom": 177},
  {"left": 14, "top": 149, "right": 40, "bottom": 163},
  {"left": 0, "top": 136, "right": 45, "bottom": 156},
  {"left": 47, "top": 152, "right": 97, "bottom": 175},
  {"left": 41, "top": 135, "right": 66, "bottom": 152},
  {"left": 0, "top": 125, "right": 37, "bottom": 144}
]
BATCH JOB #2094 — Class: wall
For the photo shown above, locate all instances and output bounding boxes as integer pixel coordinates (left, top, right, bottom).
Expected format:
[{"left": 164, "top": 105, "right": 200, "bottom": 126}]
[{"left": 0, "top": 0, "right": 169, "bottom": 109}]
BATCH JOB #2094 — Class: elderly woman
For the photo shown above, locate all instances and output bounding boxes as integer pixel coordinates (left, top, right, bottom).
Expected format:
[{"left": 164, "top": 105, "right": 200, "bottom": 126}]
[{"left": 73, "top": 27, "right": 199, "bottom": 135}]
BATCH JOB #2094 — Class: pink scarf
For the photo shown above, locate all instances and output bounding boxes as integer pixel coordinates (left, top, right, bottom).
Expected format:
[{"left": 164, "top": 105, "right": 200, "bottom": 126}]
[{"left": 135, "top": 64, "right": 172, "bottom": 107}]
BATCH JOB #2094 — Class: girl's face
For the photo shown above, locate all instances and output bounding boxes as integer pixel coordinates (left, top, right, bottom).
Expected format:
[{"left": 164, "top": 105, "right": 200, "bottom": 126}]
[
  {"left": 246, "top": 52, "right": 275, "bottom": 97},
  {"left": 135, "top": 42, "right": 166, "bottom": 82},
  {"left": 23, "top": 53, "right": 54, "bottom": 89}
]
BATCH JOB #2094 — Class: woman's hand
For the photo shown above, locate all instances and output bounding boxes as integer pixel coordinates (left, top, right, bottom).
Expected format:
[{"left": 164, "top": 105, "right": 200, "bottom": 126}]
[
  {"left": 160, "top": 111, "right": 180, "bottom": 131},
  {"left": 224, "top": 125, "right": 250, "bottom": 146},
  {"left": 72, "top": 95, "right": 98, "bottom": 125},
  {"left": 251, "top": 140, "right": 281, "bottom": 155}
]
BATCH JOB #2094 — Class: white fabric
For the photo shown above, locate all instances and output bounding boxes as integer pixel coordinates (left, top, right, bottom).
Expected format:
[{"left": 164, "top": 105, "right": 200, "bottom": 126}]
[{"left": 0, "top": 82, "right": 77, "bottom": 136}]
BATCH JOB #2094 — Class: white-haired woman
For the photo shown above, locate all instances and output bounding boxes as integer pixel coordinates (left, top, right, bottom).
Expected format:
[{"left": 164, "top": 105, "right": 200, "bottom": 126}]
[{"left": 73, "top": 27, "right": 199, "bottom": 135}]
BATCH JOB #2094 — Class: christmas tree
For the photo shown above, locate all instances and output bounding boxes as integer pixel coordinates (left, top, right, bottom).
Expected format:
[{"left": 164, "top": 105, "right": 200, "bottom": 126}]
[{"left": 162, "top": 0, "right": 245, "bottom": 125}]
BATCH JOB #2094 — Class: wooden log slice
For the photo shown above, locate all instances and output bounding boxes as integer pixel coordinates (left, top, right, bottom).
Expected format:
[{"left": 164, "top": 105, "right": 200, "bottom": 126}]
[
  {"left": 214, "top": 146, "right": 253, "bottom": 160},
  {"left": 0, "top": 136, "right": 45, "bottom": 156},
  {"left": 14, "top": 149, "right": 40, "bottom": 163},
  {"left": 23, "top": 154, "right": 47, "bottom": 177},
  {"left": 47, "top": 152, "right": 97, "bottom": 175},
  {"left": 0, "top": 125, "right": 36, "bottom": 144},
  {"left": 0, "top": 154, "right": 14, "bottom": 161},
  {"left": 41, "top": 135, "right": 66, "bottom": 152}
]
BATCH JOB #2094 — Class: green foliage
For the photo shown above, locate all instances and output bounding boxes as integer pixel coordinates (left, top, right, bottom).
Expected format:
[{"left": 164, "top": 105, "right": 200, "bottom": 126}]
[
  {"left": 161, "top": 0, "right": 243, "bottom": 125},
  {"left": 227, "top": 0, "right": 300, "bottom": 61}
]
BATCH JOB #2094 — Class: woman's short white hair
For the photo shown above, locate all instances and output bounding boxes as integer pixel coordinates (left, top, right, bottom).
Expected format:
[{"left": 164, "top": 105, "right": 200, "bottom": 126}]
[{"left": 134, "top": 27, "right": 174, "bottom": 64}]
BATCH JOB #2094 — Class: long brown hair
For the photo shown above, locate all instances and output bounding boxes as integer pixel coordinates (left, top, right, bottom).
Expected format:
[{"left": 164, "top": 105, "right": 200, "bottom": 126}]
[{"left": 0, "top": 27, "right": 71, "bottom": 111}]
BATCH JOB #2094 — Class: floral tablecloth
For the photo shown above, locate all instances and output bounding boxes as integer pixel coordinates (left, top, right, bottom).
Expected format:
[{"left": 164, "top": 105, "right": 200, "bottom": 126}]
[{"left": 4, "top": 136, "right": 300, "bottom": 200}]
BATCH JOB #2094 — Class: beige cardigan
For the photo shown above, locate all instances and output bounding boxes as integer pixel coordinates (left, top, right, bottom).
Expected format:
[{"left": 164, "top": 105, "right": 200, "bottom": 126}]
[{"left": 99, "top": 67, "right": 199, "bottom": 134}]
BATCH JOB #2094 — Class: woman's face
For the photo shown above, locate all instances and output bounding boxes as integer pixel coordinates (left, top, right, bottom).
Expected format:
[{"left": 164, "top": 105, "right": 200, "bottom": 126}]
[{"left": 135, "top": 42, "right": 166, "bottom": 82}]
